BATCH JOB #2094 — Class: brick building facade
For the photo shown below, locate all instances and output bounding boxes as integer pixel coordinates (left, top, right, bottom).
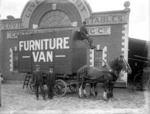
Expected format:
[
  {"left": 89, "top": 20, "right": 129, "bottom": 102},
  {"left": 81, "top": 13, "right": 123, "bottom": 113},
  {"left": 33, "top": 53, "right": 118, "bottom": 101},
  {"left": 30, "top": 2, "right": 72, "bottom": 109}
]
[{"left": 0, "top": 0, "right": 130, "bottom": 86}]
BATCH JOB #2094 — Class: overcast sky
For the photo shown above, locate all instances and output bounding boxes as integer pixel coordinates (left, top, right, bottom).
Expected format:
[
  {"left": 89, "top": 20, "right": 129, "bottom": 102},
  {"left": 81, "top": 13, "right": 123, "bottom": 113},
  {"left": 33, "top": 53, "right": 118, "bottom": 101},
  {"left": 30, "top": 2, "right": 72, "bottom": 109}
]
[{"left": 0, "top": 0, "right": 149, "bottom": 41}]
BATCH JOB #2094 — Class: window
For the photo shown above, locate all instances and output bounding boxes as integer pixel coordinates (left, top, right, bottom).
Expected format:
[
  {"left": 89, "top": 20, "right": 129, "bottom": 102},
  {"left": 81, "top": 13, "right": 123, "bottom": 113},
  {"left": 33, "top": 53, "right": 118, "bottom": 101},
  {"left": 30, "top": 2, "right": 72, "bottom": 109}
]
[
  {"left": 94, "top": 50, "right": 102, "bottom": 67},
  {"left": 13, "top": 51, "right": 18, "bottom": 71},
  {"left": 39, "top": 10, "right": 71, "bottom": 28}
]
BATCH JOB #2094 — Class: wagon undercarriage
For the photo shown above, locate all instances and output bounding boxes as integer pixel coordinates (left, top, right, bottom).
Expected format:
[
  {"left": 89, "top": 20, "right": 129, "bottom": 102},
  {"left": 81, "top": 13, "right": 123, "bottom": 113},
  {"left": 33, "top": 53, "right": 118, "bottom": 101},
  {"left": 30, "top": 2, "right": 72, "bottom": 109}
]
[{"left": 23, "top": 73, "right": 80, "bottom": 97}]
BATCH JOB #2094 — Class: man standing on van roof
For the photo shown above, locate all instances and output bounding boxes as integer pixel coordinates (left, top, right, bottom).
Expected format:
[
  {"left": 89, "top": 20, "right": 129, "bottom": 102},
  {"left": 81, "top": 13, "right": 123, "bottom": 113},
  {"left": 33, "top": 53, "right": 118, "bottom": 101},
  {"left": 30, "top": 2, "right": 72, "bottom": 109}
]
[
  {"left": 47, "top": 67, "right": 55, "bottom": 99},
  {"left": 80, "top": 21, "right": 96, "bottom": 49},
  {"left": 32, "top": 65, "right": 46, "bottom": 100}
]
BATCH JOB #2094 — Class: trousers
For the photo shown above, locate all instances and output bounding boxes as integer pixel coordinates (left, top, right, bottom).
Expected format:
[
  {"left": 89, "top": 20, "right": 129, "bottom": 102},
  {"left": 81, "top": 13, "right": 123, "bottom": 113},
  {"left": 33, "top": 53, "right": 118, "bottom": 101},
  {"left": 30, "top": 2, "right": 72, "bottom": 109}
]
[
  {"left": 80, "top": 34, "right": 93, "bottom": 47},
  {"left": 35, "top": 81, "right": 46, "bottom": 100},
  {"left": 47, "top": 84, "right": 54, "bottom": 99}
]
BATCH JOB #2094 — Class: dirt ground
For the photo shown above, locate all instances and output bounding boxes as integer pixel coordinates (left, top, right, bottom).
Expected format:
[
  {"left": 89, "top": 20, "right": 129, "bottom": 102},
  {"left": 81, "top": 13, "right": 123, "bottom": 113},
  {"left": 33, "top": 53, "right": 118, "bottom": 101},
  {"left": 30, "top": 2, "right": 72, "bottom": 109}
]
[{"left": 0, "top": 83, "right": 150, "bottom": 114}]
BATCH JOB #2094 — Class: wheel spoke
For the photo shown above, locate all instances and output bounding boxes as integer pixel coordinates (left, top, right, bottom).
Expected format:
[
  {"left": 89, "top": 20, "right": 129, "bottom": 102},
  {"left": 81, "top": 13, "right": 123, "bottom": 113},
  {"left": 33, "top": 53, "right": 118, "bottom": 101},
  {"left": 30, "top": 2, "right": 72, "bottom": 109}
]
[
  {"left": 54, "top": 79, "right": 67, "bottom": 96},
  {"left": 69, "top": 84, "right": 77, "bottom": 93}
]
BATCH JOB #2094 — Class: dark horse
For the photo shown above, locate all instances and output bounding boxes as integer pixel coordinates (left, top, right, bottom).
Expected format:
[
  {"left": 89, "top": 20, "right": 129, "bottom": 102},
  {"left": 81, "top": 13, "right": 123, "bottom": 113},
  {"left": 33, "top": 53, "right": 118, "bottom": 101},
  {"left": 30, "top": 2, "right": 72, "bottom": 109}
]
[{"left": 77, "top": 55, "right": 132, "bottom": 101}]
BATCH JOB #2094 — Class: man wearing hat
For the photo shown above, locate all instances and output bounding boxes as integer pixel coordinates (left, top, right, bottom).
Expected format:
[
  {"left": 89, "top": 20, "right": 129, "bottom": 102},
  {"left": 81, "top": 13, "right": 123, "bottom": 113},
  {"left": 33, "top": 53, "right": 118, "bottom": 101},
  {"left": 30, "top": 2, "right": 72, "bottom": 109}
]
[
  {"left": 80, "top": 21, "right": 96, "bottom": 49},
  {"left": 47, "top": 67, "right": 55, "bottom": 99},
  {"left": 32, "top": 65, "right": 46, "bottom": 100}
]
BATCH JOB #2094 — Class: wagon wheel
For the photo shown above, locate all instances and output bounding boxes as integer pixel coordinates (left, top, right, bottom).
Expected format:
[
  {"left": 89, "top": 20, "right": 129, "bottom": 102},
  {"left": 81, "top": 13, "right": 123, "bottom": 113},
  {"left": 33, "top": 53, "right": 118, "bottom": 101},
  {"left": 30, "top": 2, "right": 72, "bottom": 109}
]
[
  {"left": 134, "top": 72, "right": 143, "bottom": 90},
  {"left": 69, "top": 84, "right": 77, "bottom": 93},
  {"left": 29, "top": 81, "right": 35, "bottom": 92},
  {"left": 54, "top": 79, "right": 67, "bottom": 97},
  {"left": 134, "top": 81, "right": 143, "bottom": 90}
]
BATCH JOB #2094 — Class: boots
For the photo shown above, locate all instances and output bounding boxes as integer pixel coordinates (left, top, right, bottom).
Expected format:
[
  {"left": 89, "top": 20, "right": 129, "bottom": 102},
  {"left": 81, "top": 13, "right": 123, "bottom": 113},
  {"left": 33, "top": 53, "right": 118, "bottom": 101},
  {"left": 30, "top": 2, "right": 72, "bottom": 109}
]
[{"left": 83, "top": 39, "right": 96, "bottom": 49}]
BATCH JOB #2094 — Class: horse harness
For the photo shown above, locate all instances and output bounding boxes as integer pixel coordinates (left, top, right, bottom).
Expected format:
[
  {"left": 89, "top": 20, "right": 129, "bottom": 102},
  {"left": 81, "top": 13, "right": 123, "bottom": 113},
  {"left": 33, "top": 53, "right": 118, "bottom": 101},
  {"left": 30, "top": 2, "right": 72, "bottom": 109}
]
[{"left": 82, "top": 70, "right": 117, "bottom": 84}]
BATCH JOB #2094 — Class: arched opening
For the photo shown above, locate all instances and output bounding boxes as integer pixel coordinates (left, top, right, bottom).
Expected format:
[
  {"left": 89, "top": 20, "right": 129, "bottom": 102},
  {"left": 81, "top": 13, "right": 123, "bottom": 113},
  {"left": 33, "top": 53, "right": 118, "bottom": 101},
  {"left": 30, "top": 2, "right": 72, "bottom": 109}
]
[{"left": 39, "top": 10, "right": 72, "bottom": 28}]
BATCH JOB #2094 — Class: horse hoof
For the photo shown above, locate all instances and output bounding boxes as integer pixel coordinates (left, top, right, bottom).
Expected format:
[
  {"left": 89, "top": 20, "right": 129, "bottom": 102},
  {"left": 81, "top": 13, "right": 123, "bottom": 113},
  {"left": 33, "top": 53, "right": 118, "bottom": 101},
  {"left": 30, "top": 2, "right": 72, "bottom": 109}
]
[
  {"left": 102, "top": 97, "right": 109, "bottom": 101},
  {"left": 96, "top": 96, "right": 102, "bottom": 100},
  {"left": 86, "top": 96, "right": 90, "bottom": 99},
  {"left": 78, "top": 95, "right": 83, "bottom": 99},
  {"left": 107, "top": 93, "right": 113, "bottom": 99},
  {"left": 111, "top": 97, "right": 118, "bottom": 101},
  {"left": 78, "top": 93, "right": 83, "bottom": 98},
  {"left": 103, "top": 91, "right": 109, "bottom": 101},
  {"left": 102, "top": 95, "right": 109, "bottom": 101}
]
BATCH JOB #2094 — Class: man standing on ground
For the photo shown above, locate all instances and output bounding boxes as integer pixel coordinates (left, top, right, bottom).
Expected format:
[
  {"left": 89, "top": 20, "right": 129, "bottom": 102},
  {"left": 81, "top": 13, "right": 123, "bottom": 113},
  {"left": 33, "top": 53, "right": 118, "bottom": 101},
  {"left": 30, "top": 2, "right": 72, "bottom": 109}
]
[
  {"left": 32, "top": 65, "right": 46, "bottom": 100},
  {"left": 47, "top": 67, "right": 55, "bottom": 99},
  {"left": 80, "top": 21, "right": 96, "bottom": 49}
]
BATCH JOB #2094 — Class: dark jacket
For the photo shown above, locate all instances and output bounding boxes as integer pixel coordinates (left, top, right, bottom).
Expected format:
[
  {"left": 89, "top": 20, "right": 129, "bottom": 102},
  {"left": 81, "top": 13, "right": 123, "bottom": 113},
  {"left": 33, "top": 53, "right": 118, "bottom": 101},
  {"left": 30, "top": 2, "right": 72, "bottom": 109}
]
[
  {"left": 80, "top": 26, "right": 88, "bottom": 37},
  {"left": 47, "top": 72, "right": 55, "bottom": 86},
  {"left": 32, "top": 70, "right": 43, "bottom": 84}
]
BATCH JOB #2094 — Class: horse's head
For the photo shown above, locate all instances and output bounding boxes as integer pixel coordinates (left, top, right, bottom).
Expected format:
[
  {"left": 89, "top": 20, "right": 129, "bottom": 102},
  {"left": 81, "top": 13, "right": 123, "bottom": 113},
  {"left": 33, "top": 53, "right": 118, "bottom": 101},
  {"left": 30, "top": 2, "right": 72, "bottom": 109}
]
[
  {"left": 110, "top": 55, "right": 132, "bottom": 77},
  {"left": 118, "top": 55, "right": 132, "bottom": 74}
]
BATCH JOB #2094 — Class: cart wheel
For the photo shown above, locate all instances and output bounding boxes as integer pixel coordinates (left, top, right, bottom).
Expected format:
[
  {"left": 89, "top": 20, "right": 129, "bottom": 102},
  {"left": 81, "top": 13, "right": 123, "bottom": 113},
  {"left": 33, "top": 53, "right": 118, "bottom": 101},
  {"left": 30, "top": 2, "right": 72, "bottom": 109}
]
[
  {"left": 54, "top": 79, "right": 67, "bottom": 97},
  {"left": 30, "top": 83, "right": 35, "bottom": 92},
  {"left": 30, "top": 81, "right": 35, "bottom": 92},
  {"left": 134, "top": 82, "right": 143, "bottom": 90},
  {"left": 69, "top": 84, "right": 77, "bottom": 93}
]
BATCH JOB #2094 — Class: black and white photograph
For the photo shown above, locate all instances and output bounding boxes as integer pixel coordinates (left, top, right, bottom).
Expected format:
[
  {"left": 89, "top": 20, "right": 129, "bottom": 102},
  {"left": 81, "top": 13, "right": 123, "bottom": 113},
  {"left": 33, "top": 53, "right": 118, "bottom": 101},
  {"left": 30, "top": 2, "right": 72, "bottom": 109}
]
[{"left": 0, "top": 0, "right": 149, "bottom": 113}]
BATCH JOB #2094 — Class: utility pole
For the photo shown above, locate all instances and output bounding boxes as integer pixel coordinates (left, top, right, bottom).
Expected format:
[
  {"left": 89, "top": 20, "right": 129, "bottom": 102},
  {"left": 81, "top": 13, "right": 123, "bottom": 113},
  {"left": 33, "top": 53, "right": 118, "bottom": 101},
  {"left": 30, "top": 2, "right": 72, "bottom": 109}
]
[
  {"left": 0, "top": 13, "right": 2, "bottom": 107},
  {"left": 0, "top": 72, "right": 3, "bottom": 107}
]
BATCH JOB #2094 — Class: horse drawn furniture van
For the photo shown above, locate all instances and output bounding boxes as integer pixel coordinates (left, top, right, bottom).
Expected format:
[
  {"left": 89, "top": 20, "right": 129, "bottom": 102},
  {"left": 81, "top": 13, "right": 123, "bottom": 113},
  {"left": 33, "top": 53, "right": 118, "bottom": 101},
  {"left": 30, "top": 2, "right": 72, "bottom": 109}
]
[
  {"left": 20, "top": 28, "right": 87, "bottom": 96},
  {"left": 19, "top": 28, "right": 132, "bottom": 101}
]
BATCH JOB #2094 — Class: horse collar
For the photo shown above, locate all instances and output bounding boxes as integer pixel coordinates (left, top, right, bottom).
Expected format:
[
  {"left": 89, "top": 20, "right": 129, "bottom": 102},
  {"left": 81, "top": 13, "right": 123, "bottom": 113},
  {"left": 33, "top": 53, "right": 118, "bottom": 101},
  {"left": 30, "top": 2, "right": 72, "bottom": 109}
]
[{"left": 110, "top": 71, "right": 118, "bottom": 79}]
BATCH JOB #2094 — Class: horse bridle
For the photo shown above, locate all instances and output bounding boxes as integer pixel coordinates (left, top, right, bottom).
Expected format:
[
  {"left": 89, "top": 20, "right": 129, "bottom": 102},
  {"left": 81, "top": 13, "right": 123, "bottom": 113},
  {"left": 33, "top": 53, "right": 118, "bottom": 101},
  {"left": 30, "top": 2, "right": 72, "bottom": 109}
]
[{"left": 121, "top": 57, "right": 130, "bottom": 73}]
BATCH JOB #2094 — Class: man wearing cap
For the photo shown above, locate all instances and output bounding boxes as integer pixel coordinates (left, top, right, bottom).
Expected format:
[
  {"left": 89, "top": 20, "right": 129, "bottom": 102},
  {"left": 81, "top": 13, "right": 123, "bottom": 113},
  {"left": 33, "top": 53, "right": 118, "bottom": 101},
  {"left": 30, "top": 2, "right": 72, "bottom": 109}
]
[
  {"left": 80, "top": 21, "right": 96, "bottom": 49},
  {"left": 32, "top": 65, "right": 46, "bottom": 100},
  {"left": 47, "top": 67, "right": 55, "bottom": 99}
]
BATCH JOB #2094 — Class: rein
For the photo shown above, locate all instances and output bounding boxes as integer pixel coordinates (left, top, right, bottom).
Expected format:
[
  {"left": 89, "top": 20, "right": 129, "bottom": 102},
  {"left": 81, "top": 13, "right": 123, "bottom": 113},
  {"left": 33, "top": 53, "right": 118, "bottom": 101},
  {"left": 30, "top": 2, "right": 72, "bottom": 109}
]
[{"left": 122, "top": 58, "right": 131, "bottom": 73}]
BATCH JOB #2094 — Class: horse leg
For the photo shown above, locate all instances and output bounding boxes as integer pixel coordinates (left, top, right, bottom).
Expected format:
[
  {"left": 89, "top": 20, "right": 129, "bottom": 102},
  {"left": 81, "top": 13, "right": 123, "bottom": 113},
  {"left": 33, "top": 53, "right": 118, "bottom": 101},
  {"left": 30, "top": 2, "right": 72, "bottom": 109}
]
[
  {"left": 90, "top": 82, "right": 97, "bottom": 97},
  {"left": 82, "top": 81, "right": 87, "bottom": 97},
  {"left": 96, "top": 85, "right": 101, "bottom": 99},
  {"left": 109, "top": 82, "right": 119, "bottom": 102},
  {"left": 78, "top": 74, "right": 84, "bottom": 98},
  {"left": 108, "top": 83, "right": 113, "bottom": 98},
  {"left": 90, "top": 83, "right": 95, "bottom": 96},
  {"left": 90, "top": 83, "right": 93, "bottom": 96},
  {"left": 79, "top": 84, "right": 83, "bottom": 98},
  {"left": 94, "top": 83, "right": 97, "bottom": 96},
  {"left": 79, "top": 77, "right": 87, "bottom": 98},
  {"left": 106, "top": 82, "right": 111, "bottom": 99},
  {"left": 78, "top": 77, "right": 85, "bottom": 98},
  {"left": 77, "top": 65, "right": 89, "bottom": 98},
  {"left": 102, "top": 82, "right": 109, "bottom": 101},
  {"left": 109, "top": 82, "right": 114, "bottom": 98}
]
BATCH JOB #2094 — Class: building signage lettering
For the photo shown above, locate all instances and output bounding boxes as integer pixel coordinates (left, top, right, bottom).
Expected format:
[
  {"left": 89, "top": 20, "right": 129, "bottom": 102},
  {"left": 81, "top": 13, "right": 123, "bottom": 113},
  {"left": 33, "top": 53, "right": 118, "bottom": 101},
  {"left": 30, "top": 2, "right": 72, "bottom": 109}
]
[
  {"left": 0, "top": 21, "right": 24, "bottom": 30},
  {"left": 70, "top": 0, "right": 90, "bottom": 20},
  {"left": 1, "top": 0, "right": 89, "bottom": 29},
  {"left": 24, "top": 0, "right": 42, "bottom": 18},
  {"left": 22, "top": 0, "right": 44, "bottom": 28},
  {"left": 19, "top": 37, "right": 70, "bottom": 62},
  {"left": 87, "top": 26, "right": 111, "bottom": 35},
  {"left": 86, "top": 14, "right": 127, "bottom": 25},
  {"left": 7, "top": 29, "right": 53, "bottom": 39},
  {"left": 72, "top": 0, "right": 86, "bottom": 14}
]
